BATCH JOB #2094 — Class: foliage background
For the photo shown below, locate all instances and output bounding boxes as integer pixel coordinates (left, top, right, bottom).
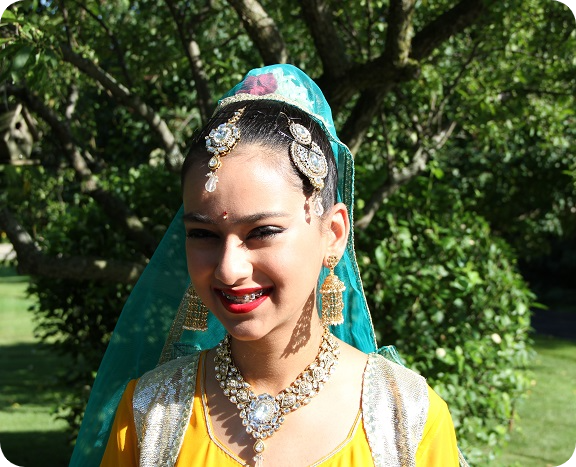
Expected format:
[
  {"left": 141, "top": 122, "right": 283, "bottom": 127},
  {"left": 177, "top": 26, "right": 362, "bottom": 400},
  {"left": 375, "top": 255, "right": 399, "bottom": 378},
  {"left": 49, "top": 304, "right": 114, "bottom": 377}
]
[{"left": 1, "top": 0, "right": 575, "bottom": 463}]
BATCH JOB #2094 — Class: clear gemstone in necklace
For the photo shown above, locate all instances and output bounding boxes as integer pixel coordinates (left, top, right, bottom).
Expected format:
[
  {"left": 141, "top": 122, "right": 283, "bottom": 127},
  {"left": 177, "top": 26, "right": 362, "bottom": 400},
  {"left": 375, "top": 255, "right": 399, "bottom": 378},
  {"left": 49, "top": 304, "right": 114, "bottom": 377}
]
[{"left": 214, "top": 330, "right": 340, "bottom": 466}]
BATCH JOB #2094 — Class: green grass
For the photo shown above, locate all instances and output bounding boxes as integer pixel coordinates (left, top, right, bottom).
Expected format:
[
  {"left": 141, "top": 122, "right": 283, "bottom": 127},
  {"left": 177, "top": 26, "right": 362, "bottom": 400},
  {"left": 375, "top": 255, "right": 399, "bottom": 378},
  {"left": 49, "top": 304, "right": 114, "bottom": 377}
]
[
  {"left": 491, "top": 335, "right": 576, "bottom": 466},
  {"left": 0, "top": 267, "right": 73, "bottom": 466},
  {"left": 0, "top": 266, "right": 575, "bottom": 466}
]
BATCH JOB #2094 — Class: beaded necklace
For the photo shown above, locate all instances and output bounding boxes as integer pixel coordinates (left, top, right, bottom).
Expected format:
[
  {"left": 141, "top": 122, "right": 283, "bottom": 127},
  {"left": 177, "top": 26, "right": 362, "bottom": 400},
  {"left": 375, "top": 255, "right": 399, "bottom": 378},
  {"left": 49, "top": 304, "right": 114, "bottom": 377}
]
[{"left": 214, "top": 330, "right": 340, "bottom": 466}]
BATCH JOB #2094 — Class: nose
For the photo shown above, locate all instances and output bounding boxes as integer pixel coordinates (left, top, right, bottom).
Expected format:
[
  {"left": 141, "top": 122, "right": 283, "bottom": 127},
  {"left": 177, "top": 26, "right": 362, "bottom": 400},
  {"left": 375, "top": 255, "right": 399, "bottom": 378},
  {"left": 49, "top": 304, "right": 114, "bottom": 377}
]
[{"left": 214, "top": 239, "right": 252, "bottom": 286}]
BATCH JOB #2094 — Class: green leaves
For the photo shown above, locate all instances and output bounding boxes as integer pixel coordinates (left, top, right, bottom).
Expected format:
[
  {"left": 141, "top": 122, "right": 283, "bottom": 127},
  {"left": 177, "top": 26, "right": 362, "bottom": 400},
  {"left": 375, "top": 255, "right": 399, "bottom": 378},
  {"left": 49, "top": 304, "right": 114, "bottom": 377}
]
[
  {"left": 2, "top": 0, "right": 573, "bottom": 461},
  {"left": 11, "top": 45, "right": 33, "bottom": 70},
  {"left": 357, "top": 179, "right": 534, "bottom": 462}
]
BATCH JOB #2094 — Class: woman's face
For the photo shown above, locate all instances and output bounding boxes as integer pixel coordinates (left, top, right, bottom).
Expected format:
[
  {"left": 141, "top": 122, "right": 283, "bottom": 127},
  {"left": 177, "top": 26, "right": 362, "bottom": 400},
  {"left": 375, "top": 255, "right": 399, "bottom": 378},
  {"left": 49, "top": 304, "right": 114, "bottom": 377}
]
[{"left": 182, "top": 143, "right": 332, "bottom": 342}]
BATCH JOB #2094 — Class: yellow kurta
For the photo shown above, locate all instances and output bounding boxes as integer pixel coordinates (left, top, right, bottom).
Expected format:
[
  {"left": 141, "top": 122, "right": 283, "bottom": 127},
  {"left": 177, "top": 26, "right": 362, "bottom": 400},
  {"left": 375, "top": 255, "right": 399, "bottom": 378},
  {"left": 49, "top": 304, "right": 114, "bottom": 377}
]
[{"left": 102, "top": 353, "right": 459, "bottom": 466}]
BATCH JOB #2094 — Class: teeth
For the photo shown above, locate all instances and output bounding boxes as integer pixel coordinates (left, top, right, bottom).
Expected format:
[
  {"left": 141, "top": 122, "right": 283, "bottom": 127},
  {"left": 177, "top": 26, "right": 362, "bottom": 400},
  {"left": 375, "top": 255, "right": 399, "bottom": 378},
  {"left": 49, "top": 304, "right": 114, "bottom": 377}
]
[{"left": 222, "top": 290, "right": 264, "bottom": 304}]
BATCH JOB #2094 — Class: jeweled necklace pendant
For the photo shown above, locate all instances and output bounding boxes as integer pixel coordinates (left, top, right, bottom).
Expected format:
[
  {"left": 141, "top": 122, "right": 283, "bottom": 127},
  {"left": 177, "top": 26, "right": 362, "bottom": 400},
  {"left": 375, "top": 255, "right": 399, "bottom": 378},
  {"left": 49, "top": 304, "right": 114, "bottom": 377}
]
[{"left": 214, "top": 330, "right": 340, "bottom": 466}]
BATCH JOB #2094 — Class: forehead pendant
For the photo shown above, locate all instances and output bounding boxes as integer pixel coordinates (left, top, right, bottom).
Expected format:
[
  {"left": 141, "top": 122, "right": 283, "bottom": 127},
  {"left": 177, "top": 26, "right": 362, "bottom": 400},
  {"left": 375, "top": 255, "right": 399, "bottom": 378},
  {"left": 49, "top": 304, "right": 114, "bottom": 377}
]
[
  {"left": 204, "top": 107, "right": 246, "bottom": 192},
  {"left": 288, "top": 122, "right": 328, "bottom": 216}
]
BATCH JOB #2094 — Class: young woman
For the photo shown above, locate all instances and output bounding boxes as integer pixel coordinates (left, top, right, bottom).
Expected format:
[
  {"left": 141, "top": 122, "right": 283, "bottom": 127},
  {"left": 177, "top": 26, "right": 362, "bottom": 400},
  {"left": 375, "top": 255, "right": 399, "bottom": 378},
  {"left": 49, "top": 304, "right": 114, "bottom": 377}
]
[{"left": 71, "top": 65, "right": 468, "bottom": 467}]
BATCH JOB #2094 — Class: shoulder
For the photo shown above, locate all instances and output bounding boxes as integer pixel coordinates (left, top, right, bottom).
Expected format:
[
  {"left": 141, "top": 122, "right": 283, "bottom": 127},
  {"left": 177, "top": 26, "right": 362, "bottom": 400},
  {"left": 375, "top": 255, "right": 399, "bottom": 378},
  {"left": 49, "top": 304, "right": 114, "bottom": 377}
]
[
  {"left": 133, "top": 352, "right": 203, "bottom": 435},
  {"left": 136, "top": 351, "right": 203, "bottom": 393},
  {"left": 362, "top": 352, "right": 429, "bottom": 422},
  {"left": 423, "top": 384, "right": 453, "bottom": 429},
  {"left": 361, "top": 353, "right": 430, "bottom": 465},
  {"left": 363, "top": 352, "right": 427, "bottom": 393},
  {"left": 132, "top": 351, "right": 205, "bottom": 464}
]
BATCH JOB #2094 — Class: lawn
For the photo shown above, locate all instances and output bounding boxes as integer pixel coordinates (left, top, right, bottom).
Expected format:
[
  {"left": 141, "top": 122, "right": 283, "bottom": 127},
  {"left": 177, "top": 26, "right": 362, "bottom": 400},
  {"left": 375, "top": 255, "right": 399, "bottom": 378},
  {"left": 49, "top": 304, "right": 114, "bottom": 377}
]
[
  {"left": 0, "top": 266, "right": 574, "bottom": 466},
  {"left": 0, "top": 267, "right": 73, "bottom": 466},
  {"left": 491, "top": 334, "right": 576, "bottom": 467}
]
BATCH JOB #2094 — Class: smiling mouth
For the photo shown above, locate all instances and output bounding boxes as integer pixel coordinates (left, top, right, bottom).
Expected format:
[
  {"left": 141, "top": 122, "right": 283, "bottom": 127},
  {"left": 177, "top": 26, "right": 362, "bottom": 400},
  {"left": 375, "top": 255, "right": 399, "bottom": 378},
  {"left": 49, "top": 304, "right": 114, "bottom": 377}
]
[{"left": 221, "top": 289, "right": 266, "bottom": 304}]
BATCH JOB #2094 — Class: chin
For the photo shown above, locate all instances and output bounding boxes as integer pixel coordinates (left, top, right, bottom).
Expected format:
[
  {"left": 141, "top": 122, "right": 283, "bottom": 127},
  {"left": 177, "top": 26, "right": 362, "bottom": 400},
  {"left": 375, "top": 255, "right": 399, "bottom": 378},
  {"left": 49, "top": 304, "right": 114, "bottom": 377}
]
[
  {"left": 222, "top": 323, "right": 272, "bottom": 343},
  {"left": 218, "top": 315, "right": 293, "bottom": 344}
]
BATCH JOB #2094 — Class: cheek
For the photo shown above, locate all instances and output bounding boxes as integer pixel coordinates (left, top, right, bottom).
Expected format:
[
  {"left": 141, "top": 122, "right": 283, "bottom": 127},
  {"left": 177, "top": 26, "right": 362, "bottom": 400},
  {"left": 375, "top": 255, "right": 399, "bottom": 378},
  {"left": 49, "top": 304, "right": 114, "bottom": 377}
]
[
  {"left": 185, "top": 243, "right": 214, "bottom": 284},
  {"left": 277, "top": 234, "right": 325, "bottom": 285}
]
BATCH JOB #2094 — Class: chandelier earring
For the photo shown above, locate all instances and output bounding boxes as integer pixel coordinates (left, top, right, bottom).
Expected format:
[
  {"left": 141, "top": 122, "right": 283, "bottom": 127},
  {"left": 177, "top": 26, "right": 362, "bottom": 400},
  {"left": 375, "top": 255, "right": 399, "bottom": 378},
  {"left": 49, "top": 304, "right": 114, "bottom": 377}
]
[
  {"left": 182, "top": 285, "right": 209, "bottom": 332},
  {"left": 320, "top": 255, "right": 346, "bottom": 326}
]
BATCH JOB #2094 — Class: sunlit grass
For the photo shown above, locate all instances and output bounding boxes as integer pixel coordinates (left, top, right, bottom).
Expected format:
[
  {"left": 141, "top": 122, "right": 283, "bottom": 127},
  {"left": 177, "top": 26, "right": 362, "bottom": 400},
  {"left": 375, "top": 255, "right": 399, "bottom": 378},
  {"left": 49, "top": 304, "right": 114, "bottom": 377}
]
[
  {"left": 0, "top": 267, "right": 72, "bottom": 466},
  {"left": 0, "top": 268, "right": 36, "bottom": 345},
  {"left": 492, "top": 335, "right": 576, "bottom": 466}
]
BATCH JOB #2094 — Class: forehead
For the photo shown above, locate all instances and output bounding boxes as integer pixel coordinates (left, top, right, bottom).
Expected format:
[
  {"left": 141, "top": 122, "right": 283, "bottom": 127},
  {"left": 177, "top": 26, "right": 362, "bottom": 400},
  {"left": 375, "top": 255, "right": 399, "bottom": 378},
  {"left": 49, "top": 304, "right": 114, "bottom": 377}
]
[{"left": 182, "top": 143, "right": 305, "bottom": 215}]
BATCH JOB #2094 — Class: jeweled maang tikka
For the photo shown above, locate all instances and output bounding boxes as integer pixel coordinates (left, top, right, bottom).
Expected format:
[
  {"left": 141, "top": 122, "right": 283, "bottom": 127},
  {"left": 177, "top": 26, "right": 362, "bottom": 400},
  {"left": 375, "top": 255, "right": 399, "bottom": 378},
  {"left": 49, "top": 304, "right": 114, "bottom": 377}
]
[
  {"left": 204, "top": 107, "right": 246, "bottom": 192},
  {"left": 204, "top": 108, "right": 329, "bottom": 218}
]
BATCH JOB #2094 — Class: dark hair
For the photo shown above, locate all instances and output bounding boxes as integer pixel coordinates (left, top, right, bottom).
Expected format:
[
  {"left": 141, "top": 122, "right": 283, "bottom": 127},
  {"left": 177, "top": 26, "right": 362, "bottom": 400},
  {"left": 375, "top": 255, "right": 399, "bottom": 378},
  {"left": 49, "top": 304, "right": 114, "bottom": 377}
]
[{"left": 181, "top": 100, "right": 338, "bottom": 214}]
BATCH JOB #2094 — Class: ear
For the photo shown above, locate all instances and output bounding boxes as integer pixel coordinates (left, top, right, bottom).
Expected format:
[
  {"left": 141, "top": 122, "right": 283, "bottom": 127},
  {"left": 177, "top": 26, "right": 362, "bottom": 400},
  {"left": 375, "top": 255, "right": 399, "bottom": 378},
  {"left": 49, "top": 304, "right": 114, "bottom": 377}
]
[{"left": 323, "top": 202, "right": 349, "bottom": 265}]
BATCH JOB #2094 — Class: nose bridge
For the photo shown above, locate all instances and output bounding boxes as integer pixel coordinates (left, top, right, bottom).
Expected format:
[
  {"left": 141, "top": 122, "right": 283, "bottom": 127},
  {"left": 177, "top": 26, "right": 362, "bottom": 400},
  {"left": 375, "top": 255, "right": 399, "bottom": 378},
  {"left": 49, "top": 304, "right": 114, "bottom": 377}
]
[{"left": 214, "top": 236, "right": 251, "bottom": 285}]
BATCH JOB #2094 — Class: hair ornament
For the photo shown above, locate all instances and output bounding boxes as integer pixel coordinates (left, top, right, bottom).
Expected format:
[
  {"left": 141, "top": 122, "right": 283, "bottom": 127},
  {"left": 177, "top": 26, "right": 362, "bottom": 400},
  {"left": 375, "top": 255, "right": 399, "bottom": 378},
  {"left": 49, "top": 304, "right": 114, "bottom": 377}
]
[
  {"left": 288, "top": 121, "right": 327, "bottom": 216},
  {"left": 204, "top": 107, "right": 246, "bottom": 192}
]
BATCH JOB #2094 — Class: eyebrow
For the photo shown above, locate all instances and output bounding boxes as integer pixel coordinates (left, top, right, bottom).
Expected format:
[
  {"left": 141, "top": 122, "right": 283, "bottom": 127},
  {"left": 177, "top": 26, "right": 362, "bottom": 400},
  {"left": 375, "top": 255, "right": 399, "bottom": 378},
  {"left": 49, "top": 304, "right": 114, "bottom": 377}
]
[{"left": 182, "top": 211, "right": 290, "bottom": 224}]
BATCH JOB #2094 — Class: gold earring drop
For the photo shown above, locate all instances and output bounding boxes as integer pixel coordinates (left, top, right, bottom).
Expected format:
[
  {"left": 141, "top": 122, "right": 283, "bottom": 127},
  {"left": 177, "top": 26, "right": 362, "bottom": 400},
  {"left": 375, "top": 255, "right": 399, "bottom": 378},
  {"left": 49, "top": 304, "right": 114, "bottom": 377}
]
[
  {"left": 183, "top": 285, "right": 209, "bottom": 331},
  {"left": 320, "top": 255, "right": 345, "bottom": 326}
]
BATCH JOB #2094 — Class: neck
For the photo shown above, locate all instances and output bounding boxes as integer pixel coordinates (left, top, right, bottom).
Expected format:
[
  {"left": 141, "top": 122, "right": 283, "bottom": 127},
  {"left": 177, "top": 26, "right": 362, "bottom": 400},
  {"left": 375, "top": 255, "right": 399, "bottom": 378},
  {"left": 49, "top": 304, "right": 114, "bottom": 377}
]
[{"left": 228, "top": 314, "right": 326, "bottom": 395}]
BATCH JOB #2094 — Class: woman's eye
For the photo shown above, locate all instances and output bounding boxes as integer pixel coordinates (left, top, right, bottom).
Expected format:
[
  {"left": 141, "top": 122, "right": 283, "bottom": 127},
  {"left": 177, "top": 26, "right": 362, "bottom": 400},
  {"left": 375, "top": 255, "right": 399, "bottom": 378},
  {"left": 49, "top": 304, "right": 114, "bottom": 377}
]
[
  {"left": 248, "top": 226, "right": 285, "bottom": 240},
  {"left": 186, "top": 229, "right": 217, "bottom": 240}
]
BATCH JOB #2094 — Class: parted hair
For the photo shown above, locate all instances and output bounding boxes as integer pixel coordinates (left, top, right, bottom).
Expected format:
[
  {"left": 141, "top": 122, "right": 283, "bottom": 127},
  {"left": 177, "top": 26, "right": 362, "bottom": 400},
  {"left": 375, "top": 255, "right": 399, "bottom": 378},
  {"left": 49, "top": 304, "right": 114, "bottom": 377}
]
[{"left": 181, "top": 100, "right": 338, "bottom": 215}]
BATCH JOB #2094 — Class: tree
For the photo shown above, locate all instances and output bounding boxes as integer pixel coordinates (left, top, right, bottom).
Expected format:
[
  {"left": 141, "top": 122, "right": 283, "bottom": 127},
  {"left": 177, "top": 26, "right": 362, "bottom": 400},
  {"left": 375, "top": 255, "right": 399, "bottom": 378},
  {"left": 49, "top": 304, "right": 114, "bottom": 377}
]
[{"left": 1, "top": 0, "right": 574, "bottom": 461}]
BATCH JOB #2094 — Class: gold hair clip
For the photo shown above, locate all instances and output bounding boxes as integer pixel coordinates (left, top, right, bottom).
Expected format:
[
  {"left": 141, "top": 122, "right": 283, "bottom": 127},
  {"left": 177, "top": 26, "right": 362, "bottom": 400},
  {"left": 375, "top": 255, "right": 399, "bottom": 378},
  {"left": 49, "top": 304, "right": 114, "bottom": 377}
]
[
  {"left": 205, "top": 107, "right": 246, "bottom": 192},
  {"left": 288, "top": 122, "right": 328, "bottom": 216}
]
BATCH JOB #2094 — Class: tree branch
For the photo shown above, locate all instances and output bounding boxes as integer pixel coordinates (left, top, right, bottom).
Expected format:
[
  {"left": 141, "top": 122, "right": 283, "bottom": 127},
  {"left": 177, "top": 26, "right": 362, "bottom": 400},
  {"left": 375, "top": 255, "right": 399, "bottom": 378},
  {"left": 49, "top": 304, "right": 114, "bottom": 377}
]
[
  {"left": 165, "top": 0, "right": 214, "bottom": 124},
  {"left": 355, "top": 146, "right": 428, "bottom": 230},
  {"left": 318, "top": 57, "right": 420, "bottom": 114},
  {"left": 65, "top": 84, "right": 79, "bottom": 121},
  {"left": 298, "top": 0, "right": 349, "bottom": 77},
  {"left": 0, "top": 208, "right": 144, "bottom": 284},
  {"left": 339, "top": 89, "right": 385, "bottom": 155},
  {"left": 68, "top": 0, "right": 134, "bottom": 87},
  {"left": 60, "top": 44, "right": 183, "bottom": 171},
  {"left": 319, "top": 0, "right": 490, "bottom": 111},
  {"left": 382, "top": 0, "right": 416, "bottom": 66},
  {"left": 328, "top": 1, "right": 492, "bottom": 229},
  {"left": 411, "top": 0, "right": 487, "bottom": 61},
  {"left": 5, "top": 84, "right": 159, "bottom": 258},
  {"left": 355, "top": 120, "right": 457, "bottom": 230},
  {"left": 226, "top": 0, "right": 289, "bottom": 65}
]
